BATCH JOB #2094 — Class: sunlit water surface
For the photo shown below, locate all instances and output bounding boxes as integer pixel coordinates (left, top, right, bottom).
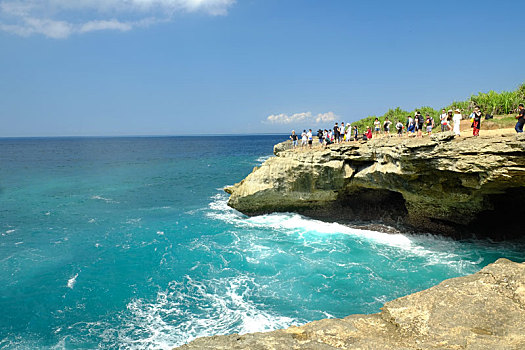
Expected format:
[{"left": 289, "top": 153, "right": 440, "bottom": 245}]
[{"left": 1, "top": 136, "right": 524, "bottom": 349}]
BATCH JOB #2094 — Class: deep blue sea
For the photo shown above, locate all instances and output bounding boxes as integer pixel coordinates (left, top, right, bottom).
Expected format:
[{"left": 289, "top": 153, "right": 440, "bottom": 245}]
[{"left": 1, "top": 135, "right": 524, "bottom": 349}]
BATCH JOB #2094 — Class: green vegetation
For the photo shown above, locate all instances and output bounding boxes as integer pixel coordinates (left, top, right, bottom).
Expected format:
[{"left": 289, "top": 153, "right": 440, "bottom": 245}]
[
  {"left": 348, "top": 82, "right": 525, "bottom": 132},
  {"left": 482, "top": 115, "right": 517, "bottom": 130},
  {"left": 351, "top": 106, "right": 439, "bottom": 133}
]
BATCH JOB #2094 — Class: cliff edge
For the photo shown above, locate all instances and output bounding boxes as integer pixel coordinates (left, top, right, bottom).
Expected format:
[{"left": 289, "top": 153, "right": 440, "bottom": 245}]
[
  {"left": 175, "top": 258, "right": 525, "bottom": 349},
  {"left": 226, "top": 132, "right": 525, "bottom": 239}
]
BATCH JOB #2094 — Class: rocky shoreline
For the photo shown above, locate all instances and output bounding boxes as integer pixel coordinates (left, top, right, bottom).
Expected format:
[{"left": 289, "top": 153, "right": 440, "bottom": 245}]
[
  {"left": 226, "top": 131, "right": 525, "bottom": 240},
  {"left": 175, "top": 258, "right": 525, "bottom": 349},
  {"left": 174, "top": 132, "right": 525, "bottom": 349}
]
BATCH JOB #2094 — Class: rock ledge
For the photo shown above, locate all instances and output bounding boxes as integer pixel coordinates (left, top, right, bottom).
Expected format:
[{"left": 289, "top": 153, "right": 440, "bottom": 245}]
[
  {"left": 227, "top": 134, "right": 525, "bottom": 239},
  {"left": 175, "top": 258, "right": 525, "bottom": 349}
]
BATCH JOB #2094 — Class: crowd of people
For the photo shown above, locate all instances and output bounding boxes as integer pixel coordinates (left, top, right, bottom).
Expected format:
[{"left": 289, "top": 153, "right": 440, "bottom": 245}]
[
  {"left": 289, "top": 104, "right": 525, "bottom": 149},
  {"left": 290, "top": 122, "right": 372, "bottom": 149}
]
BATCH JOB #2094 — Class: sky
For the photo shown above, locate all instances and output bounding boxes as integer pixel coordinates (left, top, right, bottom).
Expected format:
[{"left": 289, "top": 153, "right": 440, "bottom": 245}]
[{"left": 1, "top": 0, "right": 524, "bottom": 137}]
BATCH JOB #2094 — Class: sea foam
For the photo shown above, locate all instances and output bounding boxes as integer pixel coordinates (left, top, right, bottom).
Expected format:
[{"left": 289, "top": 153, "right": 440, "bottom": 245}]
[{"left": 206, "top": 190, "right": 479, "bottom": 274}]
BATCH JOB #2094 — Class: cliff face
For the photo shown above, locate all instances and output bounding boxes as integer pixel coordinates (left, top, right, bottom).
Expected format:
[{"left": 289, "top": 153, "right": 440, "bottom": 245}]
[
  {"left": 226, "top": 132, "right": 525, "bottom": 239},
  {"left": 175, "top": 258, "right": 525, "bottom": 349}
]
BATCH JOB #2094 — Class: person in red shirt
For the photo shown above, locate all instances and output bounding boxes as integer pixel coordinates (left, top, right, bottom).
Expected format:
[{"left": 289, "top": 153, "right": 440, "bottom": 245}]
[
  {"left": 365, "top": 127, "right": 373, "bottom": 140},
  {"left": 471, "top": 107, "right": 483, "bottom": 136}
]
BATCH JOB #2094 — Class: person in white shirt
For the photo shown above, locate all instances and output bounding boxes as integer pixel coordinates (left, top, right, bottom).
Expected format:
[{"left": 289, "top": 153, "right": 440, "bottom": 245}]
[
  {"left": 440, "top": 109, "right": 450, "bottom": 132},
  {"left": 396, "top": 121, "right": 404, "bottom": 136},
  {"left": 301, "top": 130, "right": 307, "bottom": 147},
  {"left": 307, "top": 129, "right": 313, "bottom": 148},
  {"left": 345, "top": 124, "right": 352, "bottom": 142},
  {"left": 373, "top": 118, "right": 381, "bottom": 136},
  {"left": 383, "top": 117, "right": 392, "bottom": 136},
  {"left": 452, "top": 109, "right": 462, "bottom": 136}
]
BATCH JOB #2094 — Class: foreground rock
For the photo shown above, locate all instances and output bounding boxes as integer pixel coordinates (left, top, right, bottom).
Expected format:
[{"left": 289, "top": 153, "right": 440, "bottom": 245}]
[
  {"left": 226, "top": 133, "right": 525, "bottom": 239},
  {"left": 175, "top": 258, "right": 525, "bottom": 349}
]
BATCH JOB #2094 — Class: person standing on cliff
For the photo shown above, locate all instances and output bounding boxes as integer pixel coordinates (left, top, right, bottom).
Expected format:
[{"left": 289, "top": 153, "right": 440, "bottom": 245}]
[
  {"left": 516, "top": 104, "right": 525, "bottom": 133},
  {"left": 373, "top": 118, "right": 381, "bottom": 136},
  {"left": 345, "top": 123, "right": 352, "bottom": 142},
  {"left": 440, "top": 109, "right": 449, "bottom": 132},
  {"left": 301, "top": 130, "right": 307, "bottom": 147},
  {"left": 415, "top": 111, "right": 424, "bottom": 137},
  {"left": 471, "top": 107, "right": 482, "bottom": 136},
  {"left": 452, "top": 109, "right": 462, "bottom": 136},
  {"left": 383, "top": 117, "right": 392, "bottom": 136},
  {"left": 407, "top": 115, "right": 415, "bottom": 135},
  {"left": 317, "top": 129, "right": 324, "bottom": 145},
  {"left": 307, "top": 129, "right": 313, "bottom": 148},
  {"left": 325, "top": 129, "right": 333, "bottom": 146},
  {"left": 439, "top": 108, "right": 447, "bottom": 132},
  {"left": 425, "top": 114, "right": 434, "bottom": 135},
  {"left": 333, "top": 123, "right": 340, "bottom": 143},
  {"left": 396, "top": 120, "right": 404, "bottom": 136},
  {"left": 290, "top": 130, "right": 298, "bottom": 149}
]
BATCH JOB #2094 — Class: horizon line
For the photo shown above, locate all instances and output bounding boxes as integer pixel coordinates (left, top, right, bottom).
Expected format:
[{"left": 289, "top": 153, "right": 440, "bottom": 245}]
[{"left": 0, "top": 132, "right": 291, "bottom": 139}]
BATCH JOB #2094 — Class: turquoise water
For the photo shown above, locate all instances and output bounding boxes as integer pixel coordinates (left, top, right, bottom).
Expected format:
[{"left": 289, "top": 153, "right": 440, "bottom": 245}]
[{"left": 1, "top": 136, "right": 524, "bottom": 349}]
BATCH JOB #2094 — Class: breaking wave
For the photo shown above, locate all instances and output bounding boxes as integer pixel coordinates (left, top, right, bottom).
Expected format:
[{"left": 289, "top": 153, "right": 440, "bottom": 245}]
[{"left": 205, "top": 190, "right": 482, "bottom": 275}]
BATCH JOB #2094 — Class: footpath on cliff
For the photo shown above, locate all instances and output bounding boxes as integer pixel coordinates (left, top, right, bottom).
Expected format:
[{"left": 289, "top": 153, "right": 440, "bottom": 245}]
[{"left": 226, "top": 127, "right": 525, "bottom": 240}]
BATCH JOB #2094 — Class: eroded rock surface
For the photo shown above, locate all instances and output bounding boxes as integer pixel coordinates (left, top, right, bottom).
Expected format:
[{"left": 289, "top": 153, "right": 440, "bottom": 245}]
[
  {"left": 175, "top": 259, "right": 525, "bottom": 349},
  {"left": 226, "top": 133, "right": 525, "bottom": 239}
]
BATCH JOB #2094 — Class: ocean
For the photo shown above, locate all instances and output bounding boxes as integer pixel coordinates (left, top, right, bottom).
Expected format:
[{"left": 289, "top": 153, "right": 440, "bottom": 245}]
[{"left": 1, "top": 135, "right": 524, "bottom": 349}]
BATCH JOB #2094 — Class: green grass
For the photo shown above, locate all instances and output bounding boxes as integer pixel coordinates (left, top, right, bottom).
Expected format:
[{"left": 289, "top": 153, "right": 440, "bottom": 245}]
[
  {"left": 482, "top": 115, "right": 518, "bottom": 129},
  {"left": 349, "top": 82, "right": 525, "bottom": 132}
]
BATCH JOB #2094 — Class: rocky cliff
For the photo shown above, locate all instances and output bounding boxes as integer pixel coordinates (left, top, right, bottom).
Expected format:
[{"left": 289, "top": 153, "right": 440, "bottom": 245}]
[
  {"left": 226, "top": 132, "right": 525, "bottom": 239},
  {"left": 175, "top": 258, "right": 525, "bottom": 349}
]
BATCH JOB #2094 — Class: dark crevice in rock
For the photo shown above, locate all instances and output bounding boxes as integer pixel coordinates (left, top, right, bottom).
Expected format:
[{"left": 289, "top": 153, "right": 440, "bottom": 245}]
[
  {"left": 467, "top": 187, "right": 525, "bottom": 240},
  {"left": 291, "top": 189, "right": 409, "bottom": 229}
]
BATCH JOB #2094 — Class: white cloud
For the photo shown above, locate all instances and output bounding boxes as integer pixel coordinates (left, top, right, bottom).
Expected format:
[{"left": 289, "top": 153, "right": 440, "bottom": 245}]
[
  {"left": 0, "top": 0, "right": 236, "bottom": 38},
  {"left": 315, "top": 111, "right": 337, "bottom": 123},
  {"left": 265, "top": 111, "right": 338, "bottom": 125},
  {"left": 79, "top": 20, "right": 133, "bottom": 34}
]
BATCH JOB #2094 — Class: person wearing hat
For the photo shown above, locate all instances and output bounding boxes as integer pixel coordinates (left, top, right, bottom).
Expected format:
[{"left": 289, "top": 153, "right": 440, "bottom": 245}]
[
  {"left": 446, "top": 110, "right": 453, "bottom": 131},
  {"left": 452, "top": 108, "right": 462, "bottom": 136}
]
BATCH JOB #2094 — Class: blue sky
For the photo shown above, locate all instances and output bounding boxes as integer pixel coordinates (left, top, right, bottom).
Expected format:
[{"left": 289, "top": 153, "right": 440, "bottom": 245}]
[{"left": 1, "top": 0, "right": 524, "bottom": 137}]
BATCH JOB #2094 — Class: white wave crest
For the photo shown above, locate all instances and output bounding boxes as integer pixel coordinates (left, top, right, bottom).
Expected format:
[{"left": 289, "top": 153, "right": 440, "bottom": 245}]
[
  {"left": 114, "top": 275, "right": 297, "bottom": 349},
  {"left": 207, "top": 191, "right": 412, "bottom": 248},
  {"left": 205, "top": 189, "right": 476, "bottom": 272},
  {"left": 255, "top": 155, "right": 273, "bottom": 164},
  {"left": 67, "top": 273, "right": 79, "bottom": 289},
  {"left": 91, "top": 195, "right": 119, "bottom": 203}
]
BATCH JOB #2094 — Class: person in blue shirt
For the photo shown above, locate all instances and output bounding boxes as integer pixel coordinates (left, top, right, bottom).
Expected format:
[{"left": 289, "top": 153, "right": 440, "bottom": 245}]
[{"left": 516, "top": 104, "right": 525, "bottom": 133}]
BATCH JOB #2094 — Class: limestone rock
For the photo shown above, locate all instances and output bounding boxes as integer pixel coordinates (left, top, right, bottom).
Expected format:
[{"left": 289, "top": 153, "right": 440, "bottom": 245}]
[
  {"left": 175, "top": 259, "right": 525, "bottom": 350},
  {"left": 430, "top": 130, "right": 455, "bottom": 142},
  {"left": 227, "top": 134, "right": 525, "bottom": 239}
]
